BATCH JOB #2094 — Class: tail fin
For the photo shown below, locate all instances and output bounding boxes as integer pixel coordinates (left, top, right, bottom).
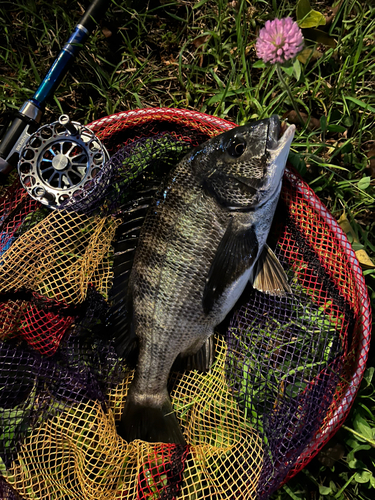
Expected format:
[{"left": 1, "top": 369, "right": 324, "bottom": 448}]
[{"left": 117, "top": 396, "right": 186, "bottom": 445}]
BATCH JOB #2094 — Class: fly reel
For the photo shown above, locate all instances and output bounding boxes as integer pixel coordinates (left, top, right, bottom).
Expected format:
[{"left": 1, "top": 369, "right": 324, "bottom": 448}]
[{"left": 17, "top": 115, "right": 109, "bottom": 209}]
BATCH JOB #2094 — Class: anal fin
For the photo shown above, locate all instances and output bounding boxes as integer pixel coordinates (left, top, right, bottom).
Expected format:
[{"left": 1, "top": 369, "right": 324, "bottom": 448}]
[
  {"left": 252, "top": 244, "right": 291, "bottom": 295},
  {"left": 174, "top": 336, "right": 215, "bottom": 373}
]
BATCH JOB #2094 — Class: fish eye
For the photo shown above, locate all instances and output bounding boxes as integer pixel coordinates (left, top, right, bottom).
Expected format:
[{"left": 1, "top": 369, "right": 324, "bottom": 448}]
[{"left": 227, "top": 137, "right": 246, "bottom": 157}]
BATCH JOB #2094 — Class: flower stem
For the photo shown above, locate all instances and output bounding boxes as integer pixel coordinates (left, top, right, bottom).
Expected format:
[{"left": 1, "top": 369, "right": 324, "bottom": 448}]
[
  {"left": 341, "top": 425, "right": 375, "bottom": 447},
  {"left": 276, "top": 64, "right": 304, "bottom": 126}
]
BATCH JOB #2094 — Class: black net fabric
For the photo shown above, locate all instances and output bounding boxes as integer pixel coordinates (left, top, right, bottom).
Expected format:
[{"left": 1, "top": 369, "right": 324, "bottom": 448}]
[
  {"left": 225, "top": 247, "right": 347, "bottom": 497},
  {"left": 0, "top": 288, "right": 125, "bottom": 469},
  {"left": 0, "top": 477, "right": 23, "bottom": 500},
  {"left": 223, "top": 174, "right": 359, "bottom": 498}
]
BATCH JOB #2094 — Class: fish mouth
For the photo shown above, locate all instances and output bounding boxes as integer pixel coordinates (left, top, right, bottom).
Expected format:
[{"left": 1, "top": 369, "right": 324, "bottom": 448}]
[
  {"left": 266, "top": 115, "right": 281, "bottom": 150},
  {"left": 276, "top": 121, "right": 295, "bottom": 151},
  {"left": 266, "top": 115, "right": 295, "bottom": 152},
  {"left": 259, "top": 115, "right": 296, "bottom": 198}
]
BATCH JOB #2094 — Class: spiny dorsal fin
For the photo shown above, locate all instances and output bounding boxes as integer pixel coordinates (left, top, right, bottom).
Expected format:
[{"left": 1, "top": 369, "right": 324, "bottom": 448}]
[{"left": 252, "top": 244, "right": 291, "bottom": 295}]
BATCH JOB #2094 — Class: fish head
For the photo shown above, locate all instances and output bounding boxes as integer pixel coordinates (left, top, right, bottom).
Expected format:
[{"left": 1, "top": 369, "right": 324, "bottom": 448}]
[{"left": 193, "top": 115, "right": 295, "bottom": 210}]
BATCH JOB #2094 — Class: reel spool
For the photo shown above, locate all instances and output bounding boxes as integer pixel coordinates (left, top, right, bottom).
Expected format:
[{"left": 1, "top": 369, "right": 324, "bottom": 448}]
[{"left": 17, "top": 115, "right": 109, "bottom": 209}]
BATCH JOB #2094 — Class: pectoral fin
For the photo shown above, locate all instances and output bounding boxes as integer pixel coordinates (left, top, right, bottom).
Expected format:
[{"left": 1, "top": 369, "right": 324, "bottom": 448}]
[
  {"left": 203, "top": 218, "right": 258, "bottom": 314},
  {"left": 251, "top": 244, "right": 291, "bottom": 295}
]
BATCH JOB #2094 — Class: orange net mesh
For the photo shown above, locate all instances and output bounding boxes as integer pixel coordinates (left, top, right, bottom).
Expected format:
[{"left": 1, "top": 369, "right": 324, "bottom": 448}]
[{"left": 0, "top": 210, "right": 118, "bottom": 304}]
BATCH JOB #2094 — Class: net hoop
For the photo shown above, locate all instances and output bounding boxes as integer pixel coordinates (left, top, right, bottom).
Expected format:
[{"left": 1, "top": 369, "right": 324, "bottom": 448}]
[
  {"left": 88, "top": 107, "right": 235, "bottom": 136},
  {"left": 282, "top": 170, "right": 371, "bottom": 478}
]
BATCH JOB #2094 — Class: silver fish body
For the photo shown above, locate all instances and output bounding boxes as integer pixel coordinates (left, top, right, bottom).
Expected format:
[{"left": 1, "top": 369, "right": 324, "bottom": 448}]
[{"left": 117, "top": 115, "right": 295, "bottom": 444}]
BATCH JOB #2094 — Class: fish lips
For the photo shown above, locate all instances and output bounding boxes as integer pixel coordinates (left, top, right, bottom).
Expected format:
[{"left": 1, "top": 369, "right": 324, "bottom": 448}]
[
  {"left": 250, "top": 114, "right": 295, "bottom": 158},
  {"left": 266, "top": 115, "right": 281, "bottom": 150},
  {"left": 265, "top": 119, "right": 296, "bottom": 191}
]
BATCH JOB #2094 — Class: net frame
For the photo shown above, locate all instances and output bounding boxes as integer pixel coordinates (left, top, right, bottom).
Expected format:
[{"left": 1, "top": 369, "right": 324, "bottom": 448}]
[{"left": 280, "top": 169, "right": 371, "bottom": 481}]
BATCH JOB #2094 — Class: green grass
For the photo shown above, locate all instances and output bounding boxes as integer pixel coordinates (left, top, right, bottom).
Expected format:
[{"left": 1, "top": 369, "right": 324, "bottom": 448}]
[{"left": 0, "top": 0, "right": 374, "bottom": 499}]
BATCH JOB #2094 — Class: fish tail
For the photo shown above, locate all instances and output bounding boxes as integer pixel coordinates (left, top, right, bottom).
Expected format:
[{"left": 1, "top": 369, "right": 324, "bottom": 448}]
[{"left": 118, "top": 395, "right": 187, "bottom": 445}]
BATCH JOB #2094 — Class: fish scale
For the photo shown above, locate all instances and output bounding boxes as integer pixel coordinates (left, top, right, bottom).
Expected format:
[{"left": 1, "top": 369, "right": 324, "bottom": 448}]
[{"left": 117, "top": 116, "right": 295, "bottom": 444}]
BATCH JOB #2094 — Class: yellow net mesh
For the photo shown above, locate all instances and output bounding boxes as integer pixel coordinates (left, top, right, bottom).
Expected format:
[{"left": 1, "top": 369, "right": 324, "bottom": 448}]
[
  {"left": 0, "top": 211, "right": 119, "bottom": 304},
  {"left": 3, "top": 338, "right": 263, "bottom": 500}
]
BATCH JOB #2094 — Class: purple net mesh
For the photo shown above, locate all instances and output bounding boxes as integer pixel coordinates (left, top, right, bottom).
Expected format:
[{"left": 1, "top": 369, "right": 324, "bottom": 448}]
[
  {"left": 0, "top": 477, "right": 23, "bottom": 500},
  {"left": 0, "top": 288, "right": 125, "bottom": 469},
  {"left": 225, "top": 243, "right": 348, "bottom": 497}
]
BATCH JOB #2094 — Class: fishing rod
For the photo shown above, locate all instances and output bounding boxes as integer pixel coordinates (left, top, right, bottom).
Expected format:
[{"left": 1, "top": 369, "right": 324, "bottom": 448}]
[{"left": 0, "top": 0, "right": 110, "bottom": 188}]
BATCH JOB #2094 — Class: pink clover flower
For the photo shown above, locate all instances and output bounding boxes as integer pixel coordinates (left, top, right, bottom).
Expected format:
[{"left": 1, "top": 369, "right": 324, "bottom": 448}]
[{"left": 256, "top": 17, "right": 304, "bottom": 64}]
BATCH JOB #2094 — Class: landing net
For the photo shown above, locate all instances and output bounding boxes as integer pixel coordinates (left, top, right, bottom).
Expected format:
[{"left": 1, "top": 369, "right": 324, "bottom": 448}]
[{"left": 0, "top": 108, "right": 371, "bottom": 499}]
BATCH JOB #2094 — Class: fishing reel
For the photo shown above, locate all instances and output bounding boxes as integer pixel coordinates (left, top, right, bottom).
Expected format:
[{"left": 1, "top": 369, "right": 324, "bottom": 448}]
[{"left": 17, "top": 115, "right": 109, "bottom": 209}]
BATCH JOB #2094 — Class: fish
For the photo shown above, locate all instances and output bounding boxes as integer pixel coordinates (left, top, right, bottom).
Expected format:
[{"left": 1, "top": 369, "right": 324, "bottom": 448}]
[{"left": 116, "top": 115, "right": 295, "bottom": 445}]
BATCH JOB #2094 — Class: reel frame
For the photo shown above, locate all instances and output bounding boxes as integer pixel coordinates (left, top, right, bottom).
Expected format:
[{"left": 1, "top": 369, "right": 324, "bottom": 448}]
[{"left": 17, "top": 114, "right": 108, "bottom": 209}]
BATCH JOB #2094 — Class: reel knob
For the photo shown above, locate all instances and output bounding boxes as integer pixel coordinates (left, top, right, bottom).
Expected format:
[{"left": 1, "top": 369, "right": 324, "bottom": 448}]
[{"left": 17, "top": 115, "right": 109, "bottom": 209}]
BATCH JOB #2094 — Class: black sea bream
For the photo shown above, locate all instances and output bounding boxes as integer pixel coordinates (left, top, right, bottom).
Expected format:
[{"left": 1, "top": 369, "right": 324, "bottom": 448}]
[{"left": 117, "top": 116, "right": 295, "bottom": 444}]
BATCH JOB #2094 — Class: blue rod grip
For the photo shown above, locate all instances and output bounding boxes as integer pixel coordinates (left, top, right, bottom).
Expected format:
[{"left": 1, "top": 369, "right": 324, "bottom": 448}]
[{"left": 0, "top": 0, "right": 109, "bottom": 173}]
